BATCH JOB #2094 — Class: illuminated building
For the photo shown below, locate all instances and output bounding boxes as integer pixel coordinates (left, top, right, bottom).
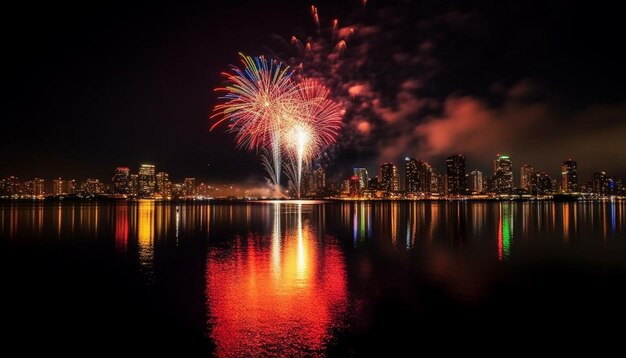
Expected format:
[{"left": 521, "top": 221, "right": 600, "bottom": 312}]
[
  {"left": 493, "top": 154, "right": 513, "bottom": 194},
  {"left": 430, "top": 170, "right": 444, "bottom": 195},
  {"left": 66, "top": 180, "right": 76, "bottom": 194},
  {"left": 520, "top": 164, "right": 534, "bottom": 192},
  {"left": 353, "top": 168, "right": 368, "bottom": 189},
  {"left": 446, "top": 154, "right": 467, "bottom": 196},
  {"left": 302, "top": 169, "right": 313, "bottom": 195},
  {"left": 33, "top": 178, "right": 45, "bottom": 197},
  {"left": 80, "top": 178, "right": 104, "bottom": 196},
  {"left": 314, "top": 166, "right": 325, "bottom": 191},
  {"left": 416, "top": 161, "right": 432, "bottom": 194},
  {"left": 592, "top": 171, "right": 609, "bottom": 195},
  {"left": 138, "top": 164, "right": 156, "bottom": 198},
  {"left": 530, "top": 171, "right": 555, "bottom": 195},
  {"left": 53, "top": 178, "right": 64, "bottom": 195},
  {"left": 380, "top": 163, "right": 400, "bottom": 193},
  {"left": 156, "top": 172, "right": 171, "bottom": 197},
  {"left": 6, "top": 176, "right": 21, "bottom": 197},
  {"left": 349, "top": 175, "right": 360, "bottom": 196},
  {"left": 561, "top": 159, "right": 578, "bottom": 193},
  {"left": 469, "top": 170, "right": 483, "bottom": 193},
  {"left": 197, "top": 183, "right": 211, "bottom": 198},
  {"left": 112, "top": 167, "right": 130, "bottom": 194},
  {"left": 128, "top": 174, "right": 138, "bottom": 196},
  {"left": 404, "top": 157, "right": 418, "bottom": 192},
  {"left": 183, "top": 178, "right": 196, "bottom": 198}
]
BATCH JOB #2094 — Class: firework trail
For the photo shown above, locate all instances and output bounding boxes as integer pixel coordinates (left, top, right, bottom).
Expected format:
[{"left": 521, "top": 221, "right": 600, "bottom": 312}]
[
  {"left": 283, "top": 79, "right": 342, "bottom": 198},
  {"left": 211, "top": 53, "right": 297, "bottom": 188}
]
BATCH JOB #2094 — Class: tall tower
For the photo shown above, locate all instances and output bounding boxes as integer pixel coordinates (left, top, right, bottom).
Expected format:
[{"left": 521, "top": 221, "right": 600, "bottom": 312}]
[
  {"left": 561, "top": 159, "right": 578, "bottom": 193},
  {"left": 416, "top": 161, "right": 432, "bottom": 193},
  {"left": 156, "top": 172, "right": 171, "bottom": 197},
  {"left": 404, "top": 157, "right": 418, "bottom": 192},
  {"left": 493, "top": 154, "right": 513, "bottom": 194},
  {"left": 112, "top": 167, "right": 130, "bottom": 194},
  {"left": 138, "top": 164, "right": 156, "bottom": 198},
  {"left": 520, "top": 164, "right": 534, "bottom": 192},
  {"left": 381, "top": 163, "right": 400, "bottom": 193},
  {"left": 446, "top": 154, "right": 467, "bottom": 196}
]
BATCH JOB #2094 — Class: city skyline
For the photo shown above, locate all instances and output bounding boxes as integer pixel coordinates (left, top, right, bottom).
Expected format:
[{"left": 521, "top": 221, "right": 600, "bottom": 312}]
[
  {"left": 2, "top": 153, "right": 624, "bottom": 199},
  {"left": 2, "top": 1, "right": 625, "bottom": 183}
]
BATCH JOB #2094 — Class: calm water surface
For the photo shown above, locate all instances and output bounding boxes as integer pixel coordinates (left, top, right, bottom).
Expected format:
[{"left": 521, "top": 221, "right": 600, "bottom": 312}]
[{"left": 2, "top": 201, "right": 626, "bottom": 355}]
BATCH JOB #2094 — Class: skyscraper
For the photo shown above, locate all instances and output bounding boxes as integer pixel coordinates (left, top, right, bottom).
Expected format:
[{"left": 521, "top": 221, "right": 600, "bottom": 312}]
[
  {"left": 404, "top": 157, "right": 418, "bottom": 192},
  {"left": 349, "top": 175, "right": 361, "bottom": 196},
  {"left": 380, "top": 163, "right": 400, "bottom": 193},
  {"left": 493, "top": 154, "right": 513, "bottom": 194},
  {"left": 138, "top": 164, "right": 156, "bottom": 198},
  {"left": 561, "top": 159, "right": 578, "bottom": 193},
  {"left": 112, "top": 167, "right": 130, "bottom": 194},
  {"left": 592, "top": 171, "right": 608, "bottom": 196},
  {"left": 520, "top": 164, "right": 534, "bottom": 192},
  {"left": 531, "top": 171, "right": 555, "bottom": 195},
  {"left": 416, "top": 161, "right": 432, "bottom": 193},
  {"left": 469, "top": 170, "right": 483, "bottom": 193},
  {"left": 183, "top": 178, "right": 196, "bottom": 198},
  {"left": 156, "top": 172, "right": 171, "bottom": 197},
  {"left": 353, "top": 168, "right": 369, "bottom": 189},
  {"left": 128, "top": 174, "right": 139, "bottom": 197},
  {"left": 446, "top": 154, "right": 467, "bottom": 196}
]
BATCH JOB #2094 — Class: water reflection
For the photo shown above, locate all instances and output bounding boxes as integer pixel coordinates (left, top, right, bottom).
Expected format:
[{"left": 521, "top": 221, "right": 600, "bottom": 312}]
[
  {"left": 497, "top": 203, "right": 513, "bottom": 261},
  {"left": 206, "top": 203, "right": 348, "bottom": 357},
  {"left": 115, "top": 203, "right": 128, "bottom": 253},
  {"left": 137, "top": 200, "right": 155, "bottom": 281}
]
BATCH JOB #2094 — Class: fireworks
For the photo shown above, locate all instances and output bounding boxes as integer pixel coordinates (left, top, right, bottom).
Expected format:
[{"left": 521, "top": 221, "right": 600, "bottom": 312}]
[{"left": 212, "top": 54, "right": 343, "bottom": 197}]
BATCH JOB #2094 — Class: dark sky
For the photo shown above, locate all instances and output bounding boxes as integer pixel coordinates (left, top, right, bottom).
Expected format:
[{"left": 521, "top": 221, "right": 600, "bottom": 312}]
[{"left": 2, "top": 0, "right": 625, "bottom": 185}]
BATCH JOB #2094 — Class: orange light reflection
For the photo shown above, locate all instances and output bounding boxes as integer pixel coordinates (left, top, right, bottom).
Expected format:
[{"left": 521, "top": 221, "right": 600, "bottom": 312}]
[{"left": 206, "top": 204, "right": 347, "bottom": 356}]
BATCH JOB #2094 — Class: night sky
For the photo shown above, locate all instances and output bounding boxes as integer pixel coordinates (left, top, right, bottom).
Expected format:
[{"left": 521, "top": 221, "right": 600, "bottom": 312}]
[{"left": 2, "top": 0, "right": 625, "bottom": 185}]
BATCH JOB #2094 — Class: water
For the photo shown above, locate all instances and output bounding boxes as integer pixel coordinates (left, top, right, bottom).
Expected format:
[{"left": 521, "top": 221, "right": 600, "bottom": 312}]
[{"left": 1, "top": 200, "right": 626, "bottom": 355}]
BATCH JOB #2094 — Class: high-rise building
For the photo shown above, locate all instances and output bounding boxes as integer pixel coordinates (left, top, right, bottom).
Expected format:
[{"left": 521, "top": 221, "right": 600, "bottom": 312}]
[
  {"left": 349, "top": 175, "right": 361, "bottom": 196},
  {"left": 430, "top": 170, "right": 444, "bottom": 195},
  {"left": 561, "top": 159, "right": 578, "bottom": 193},
  {"left": 416, "top": 161, "right": 432, "bottom": 193},
  {"left": 404, "top": 157, "right": 418, "bottom": 192},
  {"left": 493, "top": 154, "right": 513, "bottom": 194},
  {"left": 469, "top": 170, "right": 483, "bottom": 193},
  {"left": 520, "top": 164, "right": 534, "bottom": 192},
  {"left": 446, "top": 154, "right": 467, "bottom": 196},
  {"left": 314, "top": 166, "right": 326, "bottom": 191},
  {"left": 592, "top": 171, "right": 608, "bottom": 196},
  {"left": 183, "top": 178, "right": 196, "bottom": 198},
  {"left": 128, "top": 174, "right": 139, "bottom": 197},
  {"left": 112, "top": 167, "right": 130, "bottom": 195},
  {"left": 80, "top": 179, "right": 104, "bottom": 196},
  {"left": 353, "top": 168, "right": 368, "bottom": 189},
  {"left": 380, "top": 163, "right": 400, "bottom": 193},
  {"left": 156, "top": 172, "right": 171, "bottom": 197},
  {"left": 33, "top": 178, "right": 45, "bottom": 197},
  {"left": 531, "top": 171, "right": 555, "bottom": 195},
  {"left": 138, "top": 164, "right": 156, "bottom": 198},
  {"left": 53, "top": 178, "right": 65, "bottom": 195}
]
